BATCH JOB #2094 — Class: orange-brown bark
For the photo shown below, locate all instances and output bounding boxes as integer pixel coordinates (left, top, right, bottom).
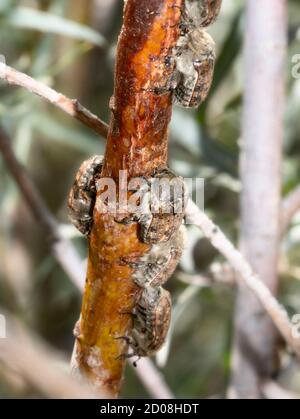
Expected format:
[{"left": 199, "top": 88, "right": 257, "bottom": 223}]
[
  {"left": 103, "top": 0, "right": 183, "bottom": 178},
  {"left": 73, "top": 0, "right": 183, "bottom": 397}
]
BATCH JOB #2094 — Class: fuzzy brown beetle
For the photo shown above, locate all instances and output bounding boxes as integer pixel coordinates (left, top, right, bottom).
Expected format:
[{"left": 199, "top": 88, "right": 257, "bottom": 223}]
[
  {"left": 118, "top": 286, "right": 172, "bottom": 361},
  {"left": 172, "top": 28, "right": 216, "bottom": 108}
]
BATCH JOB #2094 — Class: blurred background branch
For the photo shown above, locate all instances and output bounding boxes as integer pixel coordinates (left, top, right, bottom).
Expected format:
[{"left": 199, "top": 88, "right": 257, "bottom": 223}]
[
  {"left": 0, "top": 312, "right": 98, "bottom": 399},
  {"left": 185, "top": 200, "right": 300, "bottom": 359},
  {"left": 0, "top": 62, "right": 108, "bottom": 137},
  {"left": 0, "top": 125, "right": 86, "bottom": 289},
  {"left": 231, "top": 0, "right": 288, "bottom": 398}
]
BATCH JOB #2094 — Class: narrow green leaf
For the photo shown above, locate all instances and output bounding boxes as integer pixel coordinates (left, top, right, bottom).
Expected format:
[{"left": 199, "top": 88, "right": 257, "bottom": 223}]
[
  {"left": 31, "top": 112, "right": 102, "bottom": 155},
  {"left": 2, "top": 7, "right": 107, "bottom": 47}
]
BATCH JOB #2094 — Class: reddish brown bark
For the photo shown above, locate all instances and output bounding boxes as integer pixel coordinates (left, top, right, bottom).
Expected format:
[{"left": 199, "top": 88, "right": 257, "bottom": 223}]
[
  {"left": 103, "top": 0, "right": 182, "bottom": 178},
  {"left": 72, "top": 0, "right": 183, "bottom": 397}
]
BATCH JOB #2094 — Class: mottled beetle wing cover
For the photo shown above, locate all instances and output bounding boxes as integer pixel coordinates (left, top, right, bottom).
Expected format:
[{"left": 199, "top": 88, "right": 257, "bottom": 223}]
[
  {"left": 150, "top": 288, "right": 172, "bottom": 353},
  {"left": 139, "top": 167, "right": 188, "bottom": 243},
  {"left": 131, "top": 287, "right": 172, "bottom": 356},
  {"left": 133, "top": 225, "right": 187, "bottom": 288},
  {"left": 68, "top": 155, "right": 103, "bottom": 235},
  {"left": 174, "top": 28, "right": 216, "bottom": 108},
  {"left": 190, "top": 31, "right": 216, "bottom": 108},
  {"left": 184, "top": 0, "right": 222, "bottom": 27}
]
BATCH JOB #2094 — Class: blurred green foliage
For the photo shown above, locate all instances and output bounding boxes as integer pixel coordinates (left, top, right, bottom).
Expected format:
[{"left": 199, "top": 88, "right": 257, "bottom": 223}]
[{"left": 0, "top": 0, "right": 300, "bottom": 399}]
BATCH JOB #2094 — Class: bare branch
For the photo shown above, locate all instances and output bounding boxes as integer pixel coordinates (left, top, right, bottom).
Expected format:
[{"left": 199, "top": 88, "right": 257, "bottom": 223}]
[
  {"left": 176, "top": 272, "right": 215, "bottom": 288},
  {"left": 72, "top": 0, "right": 184, "bottom": 396},
  {"left": 261, "top": 380, "right": 299, "bottom": 400},
  {"left": 185, "top": 200, "right": 300, "bottom": 358},
  {"left": 0, "top": 126, "right": 58, "bottom": 239},
  {"left": 0, "top": 314, "right": 100, "bottom": 399},
  {"left": 177, "top": 263, "right": 235, "bottom": 288},
  {"left": 0, "top": 126, "right": 85, "bottom": 290},
  {"left": 129, "top": 358, "right": 174, "bottom": 399},
  {"left": 231, "top": 0, "right": 287, "bottom": 397},
  {"left": 0, "top": 62, "right": 109, "bottom": 138},
  {"left": 281, "top": 185, "right": 300, "bottom": 233}
]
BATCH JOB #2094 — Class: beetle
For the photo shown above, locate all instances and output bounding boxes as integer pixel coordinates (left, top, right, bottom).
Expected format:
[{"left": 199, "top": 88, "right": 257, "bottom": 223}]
[
  {"left": 68, "top": 155, "right": 103, "bottom": 235},
  {"left": 118, "top": 286, "right": 172, "bottom": 361},
  {"left": 172, "top": 28, "right": 216, "bottom": 108},
  {"left": 133, "top": 225, "right": 186, "bottom": 288},
  {"left": 182, "top": 0, "right": 222, "bottom": 29}
]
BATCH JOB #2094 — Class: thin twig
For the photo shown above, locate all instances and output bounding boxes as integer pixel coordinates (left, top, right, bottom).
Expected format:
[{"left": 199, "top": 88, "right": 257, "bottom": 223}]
[
  {"left": 177, "top": 263, "right": 235, "bottom": 288},
  {"left": 0, "top": 126, "right": 85, "bottom": 290},
  {"left": 0, "top": 313, "right": 100, "bottom": 399},
  {"left": 0, "top": 126, "right": 58, "bottom": 239},
  {"left": 0, "top": 62, "right": 109, "bottom": 138},
  {"left": 129, "top": 359, "right": 174, "bottom": 399},
  {"left": 176, "top": 272, "right": 215, "bottom": 288},
  {"left": 261, "top": 380, "right": 299, "bottom": 400},
  {"left": 281, "top": 185, "right": 300, "bottom": 233},
  {"left": 185, "top": 199, "right": 300, "bottom": 358}
]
